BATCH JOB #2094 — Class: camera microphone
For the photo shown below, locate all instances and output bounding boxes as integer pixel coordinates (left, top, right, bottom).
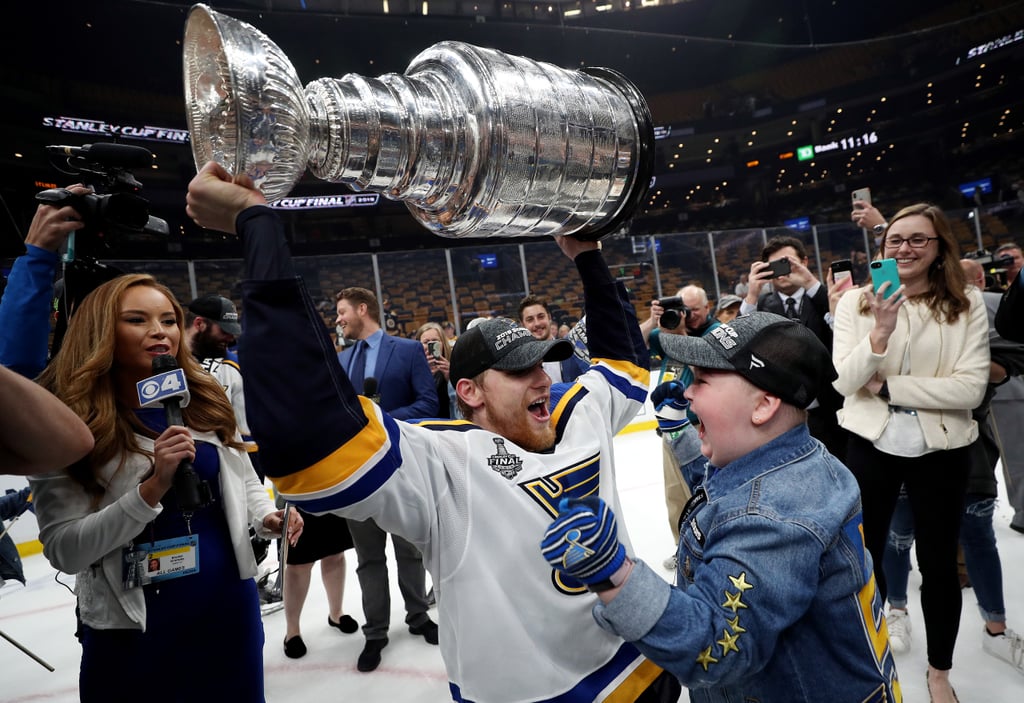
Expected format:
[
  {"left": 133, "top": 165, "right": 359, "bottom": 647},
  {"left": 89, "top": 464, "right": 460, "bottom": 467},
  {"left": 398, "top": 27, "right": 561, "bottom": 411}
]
[
  {"left": 47, "top": 143, "right": 154, "bottom": 169},
  {"left": 139, "top": 355, "right": 210, "bottom": 512},
  {"left": 363, "top": 377, "right": 381, "bottom": 405}
]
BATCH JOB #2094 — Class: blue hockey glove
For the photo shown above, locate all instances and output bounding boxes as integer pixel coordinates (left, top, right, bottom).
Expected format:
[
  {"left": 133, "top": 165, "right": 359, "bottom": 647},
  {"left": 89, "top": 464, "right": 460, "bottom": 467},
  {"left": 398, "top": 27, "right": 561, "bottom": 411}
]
[
  {"left": 541, "top": 497, "right": 626, "bottom": 587},
  {"left": 651, "top": 380, "right": 691, "bottom": 433}
]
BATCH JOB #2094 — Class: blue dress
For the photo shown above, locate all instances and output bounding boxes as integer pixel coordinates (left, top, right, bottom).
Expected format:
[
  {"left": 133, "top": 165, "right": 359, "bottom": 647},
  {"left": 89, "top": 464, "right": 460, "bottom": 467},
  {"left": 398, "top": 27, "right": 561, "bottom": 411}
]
[{"left": 79, "top": 408, "right": 265, "bottom": 702}]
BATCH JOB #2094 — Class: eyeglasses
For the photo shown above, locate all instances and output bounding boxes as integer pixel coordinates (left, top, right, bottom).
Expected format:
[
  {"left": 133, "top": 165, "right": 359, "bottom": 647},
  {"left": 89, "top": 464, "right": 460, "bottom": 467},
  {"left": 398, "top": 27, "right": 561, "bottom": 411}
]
[{"left": 884, "top": 235, "right": 939, "bottom": 249}]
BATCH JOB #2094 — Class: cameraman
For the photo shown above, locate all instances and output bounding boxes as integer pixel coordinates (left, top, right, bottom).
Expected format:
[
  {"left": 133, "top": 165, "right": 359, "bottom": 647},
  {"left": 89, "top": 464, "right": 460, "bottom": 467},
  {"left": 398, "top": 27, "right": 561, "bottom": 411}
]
[
  {"left": 641, "top": 285, "right": 721, "bottom": 570},
  {"left": 0, "top": 185, "right": 89, "bottom": 378}
]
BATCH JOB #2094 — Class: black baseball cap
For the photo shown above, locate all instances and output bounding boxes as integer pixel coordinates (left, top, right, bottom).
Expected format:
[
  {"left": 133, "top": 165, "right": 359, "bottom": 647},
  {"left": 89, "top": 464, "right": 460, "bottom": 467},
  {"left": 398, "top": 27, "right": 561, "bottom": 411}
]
[
  {"left": 450, "top": 317, "right": 574, "bottom": 383},
  {"left": 187, "top": 295, "right": 242, "bottom": 336},
  {"left": 658, "top": 312, "right": 836, "bottom": 409}
]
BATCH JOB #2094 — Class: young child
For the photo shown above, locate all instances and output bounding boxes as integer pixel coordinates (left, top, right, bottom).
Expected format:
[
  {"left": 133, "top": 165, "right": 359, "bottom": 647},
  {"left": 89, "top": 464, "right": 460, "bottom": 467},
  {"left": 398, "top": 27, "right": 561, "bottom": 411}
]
[{"left": 542, "top": 312, "right": 901, "bottom": 702}]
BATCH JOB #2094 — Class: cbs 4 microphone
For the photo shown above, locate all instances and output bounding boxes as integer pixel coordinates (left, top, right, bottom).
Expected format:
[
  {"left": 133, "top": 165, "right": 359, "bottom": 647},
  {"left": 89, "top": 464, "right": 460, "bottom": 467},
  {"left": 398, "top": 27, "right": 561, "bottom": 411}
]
[{"left": 136, "top": 355, "right": 212, "bottom": 511}]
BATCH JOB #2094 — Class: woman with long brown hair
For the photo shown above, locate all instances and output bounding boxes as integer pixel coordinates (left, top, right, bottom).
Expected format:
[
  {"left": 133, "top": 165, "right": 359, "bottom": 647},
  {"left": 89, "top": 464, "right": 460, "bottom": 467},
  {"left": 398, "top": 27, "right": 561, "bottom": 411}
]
[
  {"left": 29, "top": 273, "right": 300, "bottom": 702},
  {"left": 833, "top": 203, "right": 990, "bottom": 702}
]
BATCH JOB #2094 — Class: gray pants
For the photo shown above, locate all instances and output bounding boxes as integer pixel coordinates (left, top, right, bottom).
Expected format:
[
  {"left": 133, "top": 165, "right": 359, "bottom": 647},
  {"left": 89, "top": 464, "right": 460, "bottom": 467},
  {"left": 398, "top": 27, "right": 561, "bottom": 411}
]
[
  {"left": 990, "top": 390, "right": 1024, "bottom": 529},
  {"left": 346, "top": 517, "right": 430, "bottom": 640}
]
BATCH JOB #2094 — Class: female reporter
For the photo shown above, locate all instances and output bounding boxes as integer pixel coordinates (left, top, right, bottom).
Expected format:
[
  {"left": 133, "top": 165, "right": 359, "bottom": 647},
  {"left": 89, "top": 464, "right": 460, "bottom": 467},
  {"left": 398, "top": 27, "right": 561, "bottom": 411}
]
[
  {"left": 28, "top": 273, "right": 301, "bottom": 703},
  {"left": 832, "top": 203, "right": 989, "bottom": 703}
]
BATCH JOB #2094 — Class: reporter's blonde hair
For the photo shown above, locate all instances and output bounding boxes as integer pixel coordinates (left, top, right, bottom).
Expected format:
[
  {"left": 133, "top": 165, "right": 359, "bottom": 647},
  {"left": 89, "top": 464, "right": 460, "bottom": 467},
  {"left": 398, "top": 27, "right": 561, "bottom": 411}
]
[{"left": 38, "top": 274, "right": 240, "bottom": 500}]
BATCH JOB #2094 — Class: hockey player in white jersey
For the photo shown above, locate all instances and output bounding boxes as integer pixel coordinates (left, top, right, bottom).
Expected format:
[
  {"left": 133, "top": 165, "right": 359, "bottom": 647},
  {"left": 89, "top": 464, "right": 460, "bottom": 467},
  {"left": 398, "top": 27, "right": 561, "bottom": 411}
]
[{"left": 186, "top": 160, "right": 681, "bottom": 703}]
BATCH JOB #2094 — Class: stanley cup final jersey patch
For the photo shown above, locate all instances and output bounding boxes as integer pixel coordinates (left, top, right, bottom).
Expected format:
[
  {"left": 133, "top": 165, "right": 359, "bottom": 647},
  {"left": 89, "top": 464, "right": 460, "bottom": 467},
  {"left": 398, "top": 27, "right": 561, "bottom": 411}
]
[{"left": 488, "top": 438, "right": 523, "bottom": 479}]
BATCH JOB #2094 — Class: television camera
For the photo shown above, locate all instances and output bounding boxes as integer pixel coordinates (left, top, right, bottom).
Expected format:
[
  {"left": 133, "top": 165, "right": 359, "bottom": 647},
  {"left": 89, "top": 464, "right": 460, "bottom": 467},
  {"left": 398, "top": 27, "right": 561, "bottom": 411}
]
[{"left": 38, "top": 142, "right": 170, "bottom": 356}]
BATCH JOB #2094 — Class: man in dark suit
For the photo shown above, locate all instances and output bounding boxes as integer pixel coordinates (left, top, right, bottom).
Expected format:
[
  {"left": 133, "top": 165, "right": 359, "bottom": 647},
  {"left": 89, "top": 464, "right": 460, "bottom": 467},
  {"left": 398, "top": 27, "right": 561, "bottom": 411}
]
[
  {"left": 335, "top": 286, "right": 439, "bottom": 672},
  {"left": 740, "top": 236, "right": 848, "bottom": 461}
]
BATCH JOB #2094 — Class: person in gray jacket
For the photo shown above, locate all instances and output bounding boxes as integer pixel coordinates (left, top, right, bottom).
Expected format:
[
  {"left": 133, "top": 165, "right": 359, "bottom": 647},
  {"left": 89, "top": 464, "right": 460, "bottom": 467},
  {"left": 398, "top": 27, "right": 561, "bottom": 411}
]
[{"left": 28, "top": 273, "right": 301, "bottom": 703}]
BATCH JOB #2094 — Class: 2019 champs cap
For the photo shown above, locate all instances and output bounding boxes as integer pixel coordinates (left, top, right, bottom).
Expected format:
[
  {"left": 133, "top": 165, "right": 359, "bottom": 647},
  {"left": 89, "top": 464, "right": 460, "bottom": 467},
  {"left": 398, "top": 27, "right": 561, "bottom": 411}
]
[
  {"left": 450, "top": 317, "right": 574, "bottom": 383},
  {"left": 658, "top": 311, "right": 837, "bottom": 408},
  {"left": 187, "top": 295, "right": 242, "bottom": 336}
]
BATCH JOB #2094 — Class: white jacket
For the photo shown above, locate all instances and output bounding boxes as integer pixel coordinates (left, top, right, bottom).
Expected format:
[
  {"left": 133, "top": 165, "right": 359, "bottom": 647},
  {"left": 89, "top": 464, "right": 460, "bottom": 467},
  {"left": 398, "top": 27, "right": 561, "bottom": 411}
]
[
  {"left": 29, "top": 431, "right": 276, "bottom": 631},
  {"left": 832, "top": 286, "right": 990, "bottom": 452}
]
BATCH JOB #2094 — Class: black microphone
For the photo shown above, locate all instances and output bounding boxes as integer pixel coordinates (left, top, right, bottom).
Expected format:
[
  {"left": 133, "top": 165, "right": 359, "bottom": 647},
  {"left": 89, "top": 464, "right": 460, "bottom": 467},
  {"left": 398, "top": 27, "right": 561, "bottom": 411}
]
[
  {"left": 363, "top": 377, "right": 381, "bottom": 405},
  {"left": 47, "top": 143, "right": 154, "bottom": 169},
  {"left": 151, "top": 355, "right": 209, "bottom": 511}
]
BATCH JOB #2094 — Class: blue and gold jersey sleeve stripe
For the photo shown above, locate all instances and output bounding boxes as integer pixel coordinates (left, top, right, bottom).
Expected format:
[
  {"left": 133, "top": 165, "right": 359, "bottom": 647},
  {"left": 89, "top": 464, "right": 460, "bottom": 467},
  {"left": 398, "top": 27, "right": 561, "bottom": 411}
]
[
  {"left": 448, "top": 643, "right": 661, "bottom": 702},
  {"left": 552, "top": 384, "right": 589, "bottom": 441},
  {"left": 272, "top": 397, "right": 403, "bottom": 512},
  {"left": 222, "top": 358, "right": 241, "bottom": 372},
  {"left": 591, "top": 359, "right": 649, "bottom": 403}
]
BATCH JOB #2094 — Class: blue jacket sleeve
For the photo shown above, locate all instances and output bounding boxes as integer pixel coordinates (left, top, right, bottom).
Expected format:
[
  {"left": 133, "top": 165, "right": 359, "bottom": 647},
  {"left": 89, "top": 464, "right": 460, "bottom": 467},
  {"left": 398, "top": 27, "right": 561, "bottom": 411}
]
[
  {"left": 0, "top": 246, "right": 60, "bottom": 378},
  {"left": 387, "top": 344, "right": 440, "bottom": 421}
]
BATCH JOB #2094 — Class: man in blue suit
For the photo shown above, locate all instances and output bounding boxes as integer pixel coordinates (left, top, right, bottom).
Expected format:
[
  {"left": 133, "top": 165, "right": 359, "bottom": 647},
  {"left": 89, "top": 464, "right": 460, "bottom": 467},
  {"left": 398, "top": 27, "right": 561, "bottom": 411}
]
[{"left": 335, "top": 286, "right": 439, "bottom": 672}]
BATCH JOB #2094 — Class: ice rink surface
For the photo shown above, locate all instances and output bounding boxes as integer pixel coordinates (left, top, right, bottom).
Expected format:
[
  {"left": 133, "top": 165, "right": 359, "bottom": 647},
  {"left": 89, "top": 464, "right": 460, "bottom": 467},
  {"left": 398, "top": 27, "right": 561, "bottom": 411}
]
[{"left": 3, "top": 427, "right": 1022, "bottom": 702}]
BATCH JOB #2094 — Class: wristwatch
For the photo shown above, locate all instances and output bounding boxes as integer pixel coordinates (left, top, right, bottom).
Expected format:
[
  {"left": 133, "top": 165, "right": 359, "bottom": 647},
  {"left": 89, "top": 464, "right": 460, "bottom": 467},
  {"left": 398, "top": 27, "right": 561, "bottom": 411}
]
[{"left": 872, "top": 223, "right": 887, "bottom": 235}]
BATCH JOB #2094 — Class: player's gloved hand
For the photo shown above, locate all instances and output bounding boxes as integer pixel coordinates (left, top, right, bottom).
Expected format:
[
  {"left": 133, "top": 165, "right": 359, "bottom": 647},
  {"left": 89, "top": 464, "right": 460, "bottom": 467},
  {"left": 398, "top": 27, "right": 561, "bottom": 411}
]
[
  {"left": 541, "top": 496, "right": 626, "bottom": 587},
  {"left": 652, "top": 380, "right": 691, "bottom": 433}
]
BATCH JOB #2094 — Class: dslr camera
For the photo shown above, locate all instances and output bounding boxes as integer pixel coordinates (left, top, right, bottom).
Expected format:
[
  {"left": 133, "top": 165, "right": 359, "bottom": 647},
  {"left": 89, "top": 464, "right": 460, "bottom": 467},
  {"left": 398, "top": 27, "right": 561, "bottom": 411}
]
[
  {"left": 38, "top": 142, "right": 169, "bottom": 260},
  {"left": 655, "top": 296, "right": 691, "bottom": 330}
]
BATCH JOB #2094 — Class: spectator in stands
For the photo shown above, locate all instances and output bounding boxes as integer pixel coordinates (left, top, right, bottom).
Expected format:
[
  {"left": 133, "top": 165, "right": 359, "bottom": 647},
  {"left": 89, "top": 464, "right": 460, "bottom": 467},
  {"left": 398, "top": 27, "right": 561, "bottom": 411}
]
[
  {"left": 832, "top": 203, "right": 989, "bottom": 702},
  {"left": 518, "top": 294, "right": 589, "bottom": 384},
  {"left": 335, "top": 287, "right": 439, "bottom": 672},
  {"left": 413, "top": 321, "right": 458, "bottom": 419},
  {"left": 28, "top": 273, "right": 300, "bottom": 701},
  {"left": 740, "top": 236, "right": 848, "bottom": 462},
  {"left": 714, "top": 294, "right": 742, "bottom": 324},
  {"left": 994, "top": 242, "right": 1022, "bottom": 287},
  {"left": 557, "top": 322, "right": 571, "bottom": 338}
]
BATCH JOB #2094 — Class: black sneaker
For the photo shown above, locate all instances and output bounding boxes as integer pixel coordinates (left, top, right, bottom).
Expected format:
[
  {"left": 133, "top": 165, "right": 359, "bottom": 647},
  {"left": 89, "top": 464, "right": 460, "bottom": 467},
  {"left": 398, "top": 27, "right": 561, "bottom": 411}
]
[
  {"left": 409, "top": 618, "right": 439, "bottom": 645},
  {"left": 357, "top": 638, "right": 388, "bottom": 672}
]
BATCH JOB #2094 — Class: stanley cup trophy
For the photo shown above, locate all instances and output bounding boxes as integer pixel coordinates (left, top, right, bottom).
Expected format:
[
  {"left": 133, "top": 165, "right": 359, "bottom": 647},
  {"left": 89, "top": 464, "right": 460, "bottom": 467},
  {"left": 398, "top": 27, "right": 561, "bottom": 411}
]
[{"left": 183, "top": 4, "right": 654, "bottom": 240}]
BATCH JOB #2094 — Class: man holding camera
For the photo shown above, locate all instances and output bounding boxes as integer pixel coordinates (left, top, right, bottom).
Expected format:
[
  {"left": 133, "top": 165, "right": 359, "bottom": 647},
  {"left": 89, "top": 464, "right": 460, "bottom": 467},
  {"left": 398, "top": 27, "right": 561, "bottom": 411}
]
[
  {"left": 740, "top": 236, "right": 847, "bottom": 462},
  {"left": 641, "top": 285, "right": 720, "bottom": 570}
]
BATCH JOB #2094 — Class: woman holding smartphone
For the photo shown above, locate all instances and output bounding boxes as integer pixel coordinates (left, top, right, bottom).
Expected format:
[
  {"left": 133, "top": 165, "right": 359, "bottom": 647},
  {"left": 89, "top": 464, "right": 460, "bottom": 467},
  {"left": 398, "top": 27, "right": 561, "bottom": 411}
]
[
  {"left": 832, "top": 203, "right": 989, "bottom": 702},
  {"left": 414, "top": 322, "right": 458, "bottom": 419}
]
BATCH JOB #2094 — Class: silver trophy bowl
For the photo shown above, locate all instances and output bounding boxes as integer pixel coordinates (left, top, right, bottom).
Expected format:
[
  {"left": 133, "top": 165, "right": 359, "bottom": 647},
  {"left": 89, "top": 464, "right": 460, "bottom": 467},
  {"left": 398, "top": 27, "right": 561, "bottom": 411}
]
[{"left": 183, "top": 4, "right": 653, "bottom": 239}]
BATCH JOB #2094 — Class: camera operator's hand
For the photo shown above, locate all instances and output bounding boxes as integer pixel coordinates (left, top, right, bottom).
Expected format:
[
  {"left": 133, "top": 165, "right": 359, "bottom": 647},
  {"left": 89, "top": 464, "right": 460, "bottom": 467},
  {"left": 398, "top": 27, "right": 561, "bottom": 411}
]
[
  {"left": 26, "top": 184, "right": 90, "bottom": 252},
  {"left": 139, "top": 425, "right": 196, "bottom": 507},
  {"left": 851, "top": 201, "right": 885, "bottom": 231},
  {"left": 745, "top": 260, "right": 774, "bottom": 305},
  {"left": 826, "top": 268, "right": 854, "bottom": 318},
  {"left": 427, "top": 353, "right": 451, "bottom": 380},
  {"left": 186, "top": 161, "right": 267, "bottom": 235}
]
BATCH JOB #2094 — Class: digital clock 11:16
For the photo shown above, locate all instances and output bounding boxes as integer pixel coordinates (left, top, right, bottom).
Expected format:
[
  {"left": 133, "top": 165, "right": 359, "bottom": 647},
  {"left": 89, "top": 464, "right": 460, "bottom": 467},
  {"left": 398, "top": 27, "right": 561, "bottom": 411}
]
[{"left": 840, "top": 131, "right": 879, "bottom": 150}]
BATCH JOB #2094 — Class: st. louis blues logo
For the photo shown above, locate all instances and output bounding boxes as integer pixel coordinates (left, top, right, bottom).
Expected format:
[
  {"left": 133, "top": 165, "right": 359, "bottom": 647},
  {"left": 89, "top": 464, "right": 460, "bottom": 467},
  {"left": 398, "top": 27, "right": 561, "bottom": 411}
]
[{"left": 488, "top": 438, "right": 523, "bottom": 479}]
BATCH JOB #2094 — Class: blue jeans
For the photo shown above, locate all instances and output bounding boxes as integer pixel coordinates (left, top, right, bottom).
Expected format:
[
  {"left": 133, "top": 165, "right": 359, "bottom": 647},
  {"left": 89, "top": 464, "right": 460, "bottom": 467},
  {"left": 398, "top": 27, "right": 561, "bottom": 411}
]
[{"left": 883, "top": 488, "right": 1006, "bottom": 623}]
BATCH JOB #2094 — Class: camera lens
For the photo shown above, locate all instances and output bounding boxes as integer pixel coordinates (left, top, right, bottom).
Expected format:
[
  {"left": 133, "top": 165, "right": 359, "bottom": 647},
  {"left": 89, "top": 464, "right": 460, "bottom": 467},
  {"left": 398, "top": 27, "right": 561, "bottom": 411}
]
[{"left": 661, "top": 309, "right": 682, "bottom": 330}]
